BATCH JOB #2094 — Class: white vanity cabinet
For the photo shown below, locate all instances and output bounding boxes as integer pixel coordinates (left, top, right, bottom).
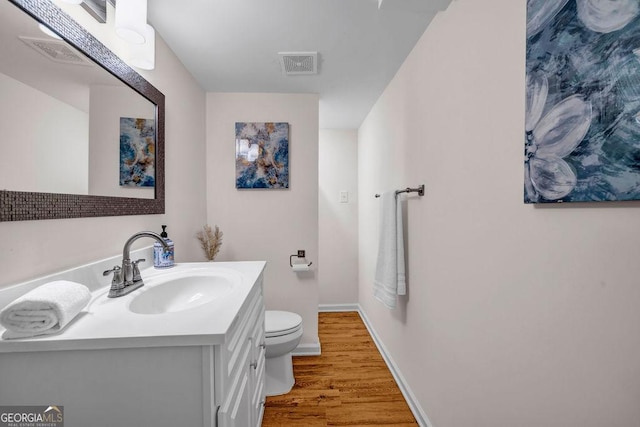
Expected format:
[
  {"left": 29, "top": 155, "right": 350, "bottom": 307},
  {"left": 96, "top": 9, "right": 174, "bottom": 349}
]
[
  {"left": 0, "top": 261, "right": 266, "bottom": 427},
  {"left": 216, "top": 275, "right": 266, "bottom": 427}
]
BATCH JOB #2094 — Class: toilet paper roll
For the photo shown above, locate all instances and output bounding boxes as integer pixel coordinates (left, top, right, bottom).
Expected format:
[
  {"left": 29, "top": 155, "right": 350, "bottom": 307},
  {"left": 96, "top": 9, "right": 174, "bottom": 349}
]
[{"left": 292, "top": 264, "right": 310, "bottom": 273}]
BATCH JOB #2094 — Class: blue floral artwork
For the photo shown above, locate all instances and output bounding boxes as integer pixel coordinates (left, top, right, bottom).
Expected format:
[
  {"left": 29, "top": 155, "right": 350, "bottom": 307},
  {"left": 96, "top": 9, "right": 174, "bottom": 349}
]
[
  {"left": 119, "top": 117, "right": 155, "bottom": 187},
  {"left": 235, "top": 122, "right": 289, "bottom": 189},
  {"left": 525, "top": 0, "right": 640, "bottom": 203}
]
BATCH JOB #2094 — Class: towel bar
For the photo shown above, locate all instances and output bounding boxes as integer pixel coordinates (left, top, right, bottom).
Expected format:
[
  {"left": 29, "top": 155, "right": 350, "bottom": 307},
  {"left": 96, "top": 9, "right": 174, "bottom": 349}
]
[{"left": 375, "top": 184, "right": 424, "bottom": 198}]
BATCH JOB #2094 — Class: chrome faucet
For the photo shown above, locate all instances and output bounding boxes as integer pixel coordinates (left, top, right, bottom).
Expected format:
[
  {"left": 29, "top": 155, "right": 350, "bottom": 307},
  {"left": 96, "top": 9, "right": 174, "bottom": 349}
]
[{"left": 103, "top": 231, "right": 170, "bottom": 298}]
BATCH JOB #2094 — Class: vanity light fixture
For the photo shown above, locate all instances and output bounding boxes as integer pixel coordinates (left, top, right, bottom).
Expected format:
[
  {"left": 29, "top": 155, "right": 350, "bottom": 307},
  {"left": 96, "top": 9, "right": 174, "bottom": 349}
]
[
  {"left": 115, "top": 0, "right": 147, "bottom": 44},
  {"left": 54, "top": 0, "right": 156, "bottom": 69},
  {"left": 128, "top": 24, "right": 155, "bottom": 70}
]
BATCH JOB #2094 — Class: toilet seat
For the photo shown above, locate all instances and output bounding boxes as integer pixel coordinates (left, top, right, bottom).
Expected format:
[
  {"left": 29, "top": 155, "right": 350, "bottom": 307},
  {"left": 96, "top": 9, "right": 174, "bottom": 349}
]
[{"left": 265, "top": 310, "right": 302, "bottom": 338}]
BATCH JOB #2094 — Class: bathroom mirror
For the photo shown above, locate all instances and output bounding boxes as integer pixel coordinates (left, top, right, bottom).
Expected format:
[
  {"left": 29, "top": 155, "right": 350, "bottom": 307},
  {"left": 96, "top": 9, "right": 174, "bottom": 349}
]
[{"left": 0, "top": 0, "right": 164, "bottom": 221}]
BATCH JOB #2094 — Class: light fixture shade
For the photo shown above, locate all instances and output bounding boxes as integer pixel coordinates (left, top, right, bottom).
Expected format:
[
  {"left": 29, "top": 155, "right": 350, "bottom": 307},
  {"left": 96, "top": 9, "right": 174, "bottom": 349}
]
[
  {"left": 38, "top": 23, "right": 63, "bottom": 40},
  {"left": 129, "top": 24, "right": 155, "bottom": 70},
  {"left": 115, "top": 0, "right": 148, "bottom": 44}
]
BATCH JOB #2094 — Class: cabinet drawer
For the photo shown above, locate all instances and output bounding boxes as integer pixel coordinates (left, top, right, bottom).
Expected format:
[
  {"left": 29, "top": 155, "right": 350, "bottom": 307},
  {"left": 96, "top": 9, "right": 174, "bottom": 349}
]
[
  {"left": 252, "top": 363, "right": 265, "bottom": 427},
  {"left": 225, "top": 286, "right": 263, "bottom": 379},
  {"left": 251, "top": 345, "right": 265, "bottom": 412},
  {"left": 249, "top": 304, "right": 265, "bottom": 420}
]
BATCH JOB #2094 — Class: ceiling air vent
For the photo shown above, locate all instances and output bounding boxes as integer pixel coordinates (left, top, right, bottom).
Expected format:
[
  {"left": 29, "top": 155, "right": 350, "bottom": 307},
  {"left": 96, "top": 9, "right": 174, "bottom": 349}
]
[
  {"left": 279, "top": 52, "right": 318, "bottom": 75},
  {"left": 19, "top": 37, "right": 93, "bottom": 66}
]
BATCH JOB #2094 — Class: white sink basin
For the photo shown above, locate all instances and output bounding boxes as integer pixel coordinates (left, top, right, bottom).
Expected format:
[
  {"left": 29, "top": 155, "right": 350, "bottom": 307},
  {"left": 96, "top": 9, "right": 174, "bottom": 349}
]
[{"left": 129, "top": 272, "right": 235, "bottom": 314}]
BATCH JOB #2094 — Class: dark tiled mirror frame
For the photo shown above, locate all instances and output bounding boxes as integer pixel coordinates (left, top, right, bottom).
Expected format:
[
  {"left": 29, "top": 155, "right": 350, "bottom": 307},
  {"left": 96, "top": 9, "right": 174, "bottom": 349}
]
[{"left": 1, "top": 0, "right": 165, "bottom": 221}]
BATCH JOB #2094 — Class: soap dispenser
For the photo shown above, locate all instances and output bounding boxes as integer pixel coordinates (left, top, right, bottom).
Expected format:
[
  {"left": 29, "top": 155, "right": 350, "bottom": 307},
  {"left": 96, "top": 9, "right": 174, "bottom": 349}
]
[{"left": 153, "top": 225, "right": 175, "bottom": 268}]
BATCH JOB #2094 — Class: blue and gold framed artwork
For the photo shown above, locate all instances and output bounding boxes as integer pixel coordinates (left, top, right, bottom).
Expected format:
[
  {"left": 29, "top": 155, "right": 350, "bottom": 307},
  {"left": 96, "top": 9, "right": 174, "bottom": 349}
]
[
  {"left": 235, "top": 122, "right": 289, "bottom": 189},
  {"left": 119, "top": 117, "right": 155, "bottom": 187},
  {"left": 525, "top": 1, "right": 640, "bottom": 203}
]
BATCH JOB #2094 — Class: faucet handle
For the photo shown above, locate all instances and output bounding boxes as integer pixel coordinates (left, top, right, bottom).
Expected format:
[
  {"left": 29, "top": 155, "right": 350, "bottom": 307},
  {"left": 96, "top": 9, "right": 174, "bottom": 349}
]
[
  {"left": 104, "top": 265, "right": 124, "bottom": 297},
  {"left": 132, "top": 258, "right": 146, "bottom": 283},
  {"left": 103, "top": 265, "right": 122, "bottom": 278}
]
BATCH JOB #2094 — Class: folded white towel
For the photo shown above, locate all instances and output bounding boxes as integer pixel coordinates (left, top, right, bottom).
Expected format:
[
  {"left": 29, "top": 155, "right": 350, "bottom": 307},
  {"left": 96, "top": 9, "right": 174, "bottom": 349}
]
[
  {"left": 0, "top": 280, "right": 91, "bottom": 339},
  {"left": 373, "top": 191, "right": 406, "bottom": 309}
]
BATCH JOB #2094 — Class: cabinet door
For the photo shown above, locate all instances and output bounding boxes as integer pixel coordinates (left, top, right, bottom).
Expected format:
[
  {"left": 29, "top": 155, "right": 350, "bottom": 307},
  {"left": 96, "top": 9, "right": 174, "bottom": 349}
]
[
  {"left": 250, "top": 312, "right": 266, "bottom": 426},
  {"left": 217, "top": 278, "right": 265, "bottom": 427},
  {"left": 218, "top": 367, "right": 251, "bottom": 427}
]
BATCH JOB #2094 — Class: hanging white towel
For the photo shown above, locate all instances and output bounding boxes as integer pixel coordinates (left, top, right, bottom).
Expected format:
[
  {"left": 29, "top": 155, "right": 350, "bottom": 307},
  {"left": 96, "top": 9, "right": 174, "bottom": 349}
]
[
  {"left": 0, "top": 280, "right": 91, "bottom": 339},
  {"left": 396, "top": 194, "right": 406, "bottom": 296},
  {"left": 374, "top": 191, "right": 406, "bottom": 309}
]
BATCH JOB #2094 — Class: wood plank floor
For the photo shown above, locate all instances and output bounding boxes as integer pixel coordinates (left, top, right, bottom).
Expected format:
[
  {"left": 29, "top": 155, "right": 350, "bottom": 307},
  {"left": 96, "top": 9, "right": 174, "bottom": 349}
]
[{"left": 262, "top": 311, "right": 418, "bottom": 426}]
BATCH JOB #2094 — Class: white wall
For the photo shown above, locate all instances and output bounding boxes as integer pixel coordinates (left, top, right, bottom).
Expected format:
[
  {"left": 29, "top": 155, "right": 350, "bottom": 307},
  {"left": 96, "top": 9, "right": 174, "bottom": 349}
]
[
  {"left": 319, "top": 129, "right": 358, "bottom": 305},
  {"left": 0, "top": 3, "right": 207, "bottom": 288},
  {"left": 206, "top": 93, "right": 320, "bottom": 349},
  {"left": 358, "top": 1, "right": 640, "bottom": 426},
  {"left": 0, "top": 72, "right": 88, "bottom": 195},
  {"left": 89, "top": 85, "right": 155, "bottom": 199}
]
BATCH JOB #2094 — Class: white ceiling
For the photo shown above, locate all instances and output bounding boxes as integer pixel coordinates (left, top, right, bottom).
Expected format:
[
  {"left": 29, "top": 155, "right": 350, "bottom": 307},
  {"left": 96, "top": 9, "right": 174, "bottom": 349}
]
[{"left": 147, "top": 0, "right": 452, "bottom": 129}]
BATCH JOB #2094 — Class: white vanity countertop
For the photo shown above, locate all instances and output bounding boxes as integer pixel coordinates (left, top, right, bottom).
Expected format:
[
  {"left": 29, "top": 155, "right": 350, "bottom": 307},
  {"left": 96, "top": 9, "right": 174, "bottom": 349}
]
[{"left": 0, "top": 261, "right": 266, "bottom": 353}]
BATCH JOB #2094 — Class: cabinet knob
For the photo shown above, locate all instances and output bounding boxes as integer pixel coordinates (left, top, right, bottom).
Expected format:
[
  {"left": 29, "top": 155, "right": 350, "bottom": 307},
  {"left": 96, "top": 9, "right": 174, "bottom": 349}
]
[{"left": 259, "top": 342, "right": 266, "bottom": 349}]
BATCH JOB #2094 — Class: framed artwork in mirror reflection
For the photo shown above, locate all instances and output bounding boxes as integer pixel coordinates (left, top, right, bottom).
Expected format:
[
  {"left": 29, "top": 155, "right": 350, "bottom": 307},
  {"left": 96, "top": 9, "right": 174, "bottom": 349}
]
[{"left": 120, "top": 117, "right": 156, "bottom": 187}]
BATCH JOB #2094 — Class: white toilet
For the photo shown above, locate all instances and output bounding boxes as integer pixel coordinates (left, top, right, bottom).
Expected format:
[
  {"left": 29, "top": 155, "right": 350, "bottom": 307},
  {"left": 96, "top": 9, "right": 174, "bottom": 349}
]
[{"left": 264, "top": 310, "right": 303, "bottom": 396}]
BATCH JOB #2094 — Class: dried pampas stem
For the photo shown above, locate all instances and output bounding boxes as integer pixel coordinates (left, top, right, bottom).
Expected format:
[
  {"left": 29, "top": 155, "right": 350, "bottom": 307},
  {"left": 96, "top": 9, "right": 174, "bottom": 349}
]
[{"left": 196, "top": 224, "right": 223, "bottom": 261}]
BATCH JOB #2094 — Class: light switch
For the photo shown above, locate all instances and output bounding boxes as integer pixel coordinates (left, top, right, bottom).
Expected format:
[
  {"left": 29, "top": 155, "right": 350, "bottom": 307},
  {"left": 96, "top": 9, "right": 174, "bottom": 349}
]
[{"left": 339, "top": 191, "right": 349, "bottom": 203}]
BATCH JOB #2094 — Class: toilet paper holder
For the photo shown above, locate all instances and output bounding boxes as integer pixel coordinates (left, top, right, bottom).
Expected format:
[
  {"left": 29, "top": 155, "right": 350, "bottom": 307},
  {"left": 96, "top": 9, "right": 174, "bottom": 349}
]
[{"left": 290, "top": 250, "right": 312, "bottom": 267}]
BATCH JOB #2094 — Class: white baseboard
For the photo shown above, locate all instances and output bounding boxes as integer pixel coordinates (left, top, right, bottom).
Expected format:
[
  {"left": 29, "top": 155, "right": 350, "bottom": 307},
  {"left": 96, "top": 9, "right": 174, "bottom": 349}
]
[
  {"left": 318, "top": 303, "right": 359, "bottom": 312},
  {"left": 292, "top": 341, "right": 321, "bottom": 356},
  {"left": 318, "top": 303, "right": 433, "bottom": 427}
]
